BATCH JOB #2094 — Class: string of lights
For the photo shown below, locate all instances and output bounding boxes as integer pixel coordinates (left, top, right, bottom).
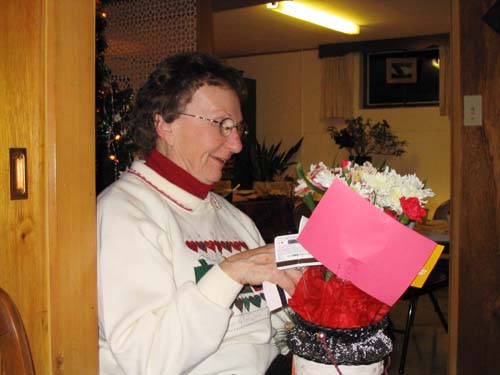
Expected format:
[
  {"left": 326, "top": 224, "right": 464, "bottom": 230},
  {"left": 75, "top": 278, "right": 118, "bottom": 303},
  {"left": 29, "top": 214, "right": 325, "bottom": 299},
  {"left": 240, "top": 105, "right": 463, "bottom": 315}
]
[{"left": 95, "top": 0, "right": 134, "bottom": 194}]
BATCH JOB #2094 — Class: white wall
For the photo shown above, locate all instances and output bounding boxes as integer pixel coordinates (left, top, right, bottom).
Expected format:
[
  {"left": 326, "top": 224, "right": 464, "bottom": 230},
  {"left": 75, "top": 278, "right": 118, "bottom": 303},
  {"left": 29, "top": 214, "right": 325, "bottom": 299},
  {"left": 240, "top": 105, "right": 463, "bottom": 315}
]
[{"left": 228, "top": 50, "right": 451, "bottom": 216}]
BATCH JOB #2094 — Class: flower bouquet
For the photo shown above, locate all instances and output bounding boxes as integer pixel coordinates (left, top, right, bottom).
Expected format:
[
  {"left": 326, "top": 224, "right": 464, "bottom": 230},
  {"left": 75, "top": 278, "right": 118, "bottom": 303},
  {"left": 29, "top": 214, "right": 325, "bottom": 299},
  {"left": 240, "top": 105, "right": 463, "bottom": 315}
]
[{"left": 286, "top": 160, "right": 435, "bottom": 375}]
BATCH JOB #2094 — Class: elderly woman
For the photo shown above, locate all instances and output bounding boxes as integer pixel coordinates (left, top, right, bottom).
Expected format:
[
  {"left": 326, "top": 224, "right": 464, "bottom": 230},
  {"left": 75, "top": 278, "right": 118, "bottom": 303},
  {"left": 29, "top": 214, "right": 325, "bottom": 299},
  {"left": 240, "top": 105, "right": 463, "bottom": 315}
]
[{"left": 97, "top": 52, "right": 299, "bottom": 375}]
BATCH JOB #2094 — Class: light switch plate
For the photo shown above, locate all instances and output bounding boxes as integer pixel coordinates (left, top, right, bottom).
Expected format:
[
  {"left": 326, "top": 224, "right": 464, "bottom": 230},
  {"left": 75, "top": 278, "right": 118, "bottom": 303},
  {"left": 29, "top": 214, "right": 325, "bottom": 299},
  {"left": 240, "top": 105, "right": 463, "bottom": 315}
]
[{"left": 463, "top": 95, "right": 482, "bottom": 126}]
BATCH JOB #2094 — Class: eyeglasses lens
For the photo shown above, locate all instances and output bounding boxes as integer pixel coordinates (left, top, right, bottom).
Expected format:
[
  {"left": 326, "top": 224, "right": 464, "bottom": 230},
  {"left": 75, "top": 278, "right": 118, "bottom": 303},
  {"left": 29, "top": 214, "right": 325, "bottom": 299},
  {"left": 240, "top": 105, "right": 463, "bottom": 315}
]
[{"left": 220, "top": 119, "right": 247, "bottom": 137}]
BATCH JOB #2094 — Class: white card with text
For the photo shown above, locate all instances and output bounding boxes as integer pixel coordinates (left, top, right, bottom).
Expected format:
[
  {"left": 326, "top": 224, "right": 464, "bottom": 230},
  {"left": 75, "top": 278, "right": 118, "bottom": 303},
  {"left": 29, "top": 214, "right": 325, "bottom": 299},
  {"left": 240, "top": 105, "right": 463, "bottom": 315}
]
[{"left": 274, "top": 231, "right": 321, "bottom": 270}]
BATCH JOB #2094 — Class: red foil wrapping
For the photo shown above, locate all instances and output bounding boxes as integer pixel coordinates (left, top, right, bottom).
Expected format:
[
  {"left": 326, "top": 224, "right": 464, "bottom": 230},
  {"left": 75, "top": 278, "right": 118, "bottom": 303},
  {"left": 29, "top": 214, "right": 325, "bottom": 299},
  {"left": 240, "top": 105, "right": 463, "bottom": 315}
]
[{"left": 288, "top": 266, "right": 390, "bottom": 328}]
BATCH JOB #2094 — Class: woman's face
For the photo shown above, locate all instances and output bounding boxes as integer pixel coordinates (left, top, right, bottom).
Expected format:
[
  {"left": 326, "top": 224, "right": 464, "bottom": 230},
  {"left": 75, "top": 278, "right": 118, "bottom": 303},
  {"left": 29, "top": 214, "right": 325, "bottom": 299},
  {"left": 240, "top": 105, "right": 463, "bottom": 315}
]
[{"left": 157, "top": 84, "right": 243, "bottom": 185}]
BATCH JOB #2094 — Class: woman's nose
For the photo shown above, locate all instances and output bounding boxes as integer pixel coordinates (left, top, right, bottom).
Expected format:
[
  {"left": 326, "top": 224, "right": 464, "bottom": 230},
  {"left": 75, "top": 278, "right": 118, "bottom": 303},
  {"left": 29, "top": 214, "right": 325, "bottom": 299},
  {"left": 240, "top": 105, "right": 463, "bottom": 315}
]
[{"left": 225, "top": 127, "right": 243, "bottom": 153}]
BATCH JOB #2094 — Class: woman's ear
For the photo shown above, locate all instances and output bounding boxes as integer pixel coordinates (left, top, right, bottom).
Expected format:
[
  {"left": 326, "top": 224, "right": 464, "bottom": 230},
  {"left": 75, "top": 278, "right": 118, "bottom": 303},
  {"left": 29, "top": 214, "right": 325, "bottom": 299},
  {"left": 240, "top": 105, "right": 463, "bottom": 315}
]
[{"left": 154, "top": 114, "right": 173, "bottom": 141}]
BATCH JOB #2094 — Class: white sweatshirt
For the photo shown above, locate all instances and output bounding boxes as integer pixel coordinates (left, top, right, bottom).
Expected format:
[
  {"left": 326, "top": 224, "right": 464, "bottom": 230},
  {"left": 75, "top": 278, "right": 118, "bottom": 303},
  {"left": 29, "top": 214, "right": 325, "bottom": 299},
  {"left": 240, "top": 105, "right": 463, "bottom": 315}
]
[{"left": 97, "top": 161, "right": 282, "bottom": 375}]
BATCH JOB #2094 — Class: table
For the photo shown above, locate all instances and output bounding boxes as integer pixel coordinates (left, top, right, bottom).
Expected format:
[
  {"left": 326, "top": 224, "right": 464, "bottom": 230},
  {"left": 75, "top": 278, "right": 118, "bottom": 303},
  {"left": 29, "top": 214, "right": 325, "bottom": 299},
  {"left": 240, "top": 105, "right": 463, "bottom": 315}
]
[
  {"left": 415, "top": 219, "right": 450, "bottom": 259},
  {"left": 415, "top": 219, "right": 450, "bottom": 244}
]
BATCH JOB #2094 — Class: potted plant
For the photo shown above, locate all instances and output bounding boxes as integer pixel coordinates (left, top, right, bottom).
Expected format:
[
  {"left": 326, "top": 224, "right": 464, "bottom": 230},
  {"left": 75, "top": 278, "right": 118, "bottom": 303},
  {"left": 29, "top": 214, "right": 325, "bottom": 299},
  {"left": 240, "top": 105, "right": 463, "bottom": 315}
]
[
  {"left": 251, "top": 137, "right": 303, "bottom": 196},
  {"left": 327, "top": 116, "right": 408, "bottom": 165}
]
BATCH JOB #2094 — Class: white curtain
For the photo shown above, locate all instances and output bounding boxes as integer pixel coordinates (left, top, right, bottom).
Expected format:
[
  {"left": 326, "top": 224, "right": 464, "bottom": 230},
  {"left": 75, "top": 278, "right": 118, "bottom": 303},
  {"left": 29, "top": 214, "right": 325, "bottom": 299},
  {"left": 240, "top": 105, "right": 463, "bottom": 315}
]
[{"left": 320, "top": 53, "right": 355, "bottom": 120}]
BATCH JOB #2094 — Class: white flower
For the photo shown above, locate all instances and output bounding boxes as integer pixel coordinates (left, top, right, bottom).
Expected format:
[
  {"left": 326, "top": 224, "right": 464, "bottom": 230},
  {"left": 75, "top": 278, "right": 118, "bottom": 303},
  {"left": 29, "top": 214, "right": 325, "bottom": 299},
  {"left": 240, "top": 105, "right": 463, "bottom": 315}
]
[{"left": 296, "top": 161, "right": 434, "bottom": 218}]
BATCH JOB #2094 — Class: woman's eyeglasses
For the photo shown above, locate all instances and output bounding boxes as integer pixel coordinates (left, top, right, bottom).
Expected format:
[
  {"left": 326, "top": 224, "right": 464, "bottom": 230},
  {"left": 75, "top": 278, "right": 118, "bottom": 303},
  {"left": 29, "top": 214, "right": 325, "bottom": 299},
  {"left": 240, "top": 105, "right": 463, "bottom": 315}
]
[{"left": 176, "top": 112, "right": 248, "bottom": 138}]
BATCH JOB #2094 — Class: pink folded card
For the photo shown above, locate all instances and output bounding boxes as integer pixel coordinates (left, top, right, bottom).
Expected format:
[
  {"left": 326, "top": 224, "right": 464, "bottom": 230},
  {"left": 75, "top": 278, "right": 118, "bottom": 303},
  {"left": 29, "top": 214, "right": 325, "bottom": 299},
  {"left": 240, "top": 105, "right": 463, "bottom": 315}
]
[{"left": 297, "top": 179, "right": 437, "bottom": 306}]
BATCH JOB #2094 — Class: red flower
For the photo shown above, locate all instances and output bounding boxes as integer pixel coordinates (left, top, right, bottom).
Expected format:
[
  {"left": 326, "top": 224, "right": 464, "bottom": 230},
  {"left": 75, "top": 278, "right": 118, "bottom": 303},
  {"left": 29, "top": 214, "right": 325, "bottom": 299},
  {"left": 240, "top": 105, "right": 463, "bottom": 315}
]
[
  {"left": 341, "top": 160, "right": 351, "bottom": 169},
  {"left": 288, "top": 266, "right": 389, "bottom": 328},
  {"left": 400, "top": 197, "right": 427, "bottom": 223}
]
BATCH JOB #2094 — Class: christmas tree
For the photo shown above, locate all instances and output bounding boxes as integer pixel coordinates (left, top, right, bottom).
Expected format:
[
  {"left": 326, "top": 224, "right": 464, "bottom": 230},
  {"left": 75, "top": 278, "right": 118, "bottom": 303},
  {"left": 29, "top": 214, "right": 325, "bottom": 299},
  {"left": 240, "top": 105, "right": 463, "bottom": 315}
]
[{"left": 95, "top": 0, "right": 134, "bottom": 194}]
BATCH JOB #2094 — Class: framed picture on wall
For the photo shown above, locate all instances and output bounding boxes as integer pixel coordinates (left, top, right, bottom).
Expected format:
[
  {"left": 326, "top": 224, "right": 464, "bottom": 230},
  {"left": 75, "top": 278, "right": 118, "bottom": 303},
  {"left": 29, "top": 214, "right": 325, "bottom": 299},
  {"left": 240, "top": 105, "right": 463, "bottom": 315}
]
[
  {"left": 363, "top": 48, "right": 440, "bottom": 108},
  {"left": 386, "top": 57, "right": 417, "bottom": 83}
]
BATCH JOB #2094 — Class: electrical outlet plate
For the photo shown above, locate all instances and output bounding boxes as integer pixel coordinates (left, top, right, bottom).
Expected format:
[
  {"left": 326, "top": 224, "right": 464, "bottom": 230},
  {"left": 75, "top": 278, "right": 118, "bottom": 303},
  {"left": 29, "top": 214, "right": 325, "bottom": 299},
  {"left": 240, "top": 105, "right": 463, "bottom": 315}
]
[{"left": 463, "top": 95, "right": 482, "bottom": 126}]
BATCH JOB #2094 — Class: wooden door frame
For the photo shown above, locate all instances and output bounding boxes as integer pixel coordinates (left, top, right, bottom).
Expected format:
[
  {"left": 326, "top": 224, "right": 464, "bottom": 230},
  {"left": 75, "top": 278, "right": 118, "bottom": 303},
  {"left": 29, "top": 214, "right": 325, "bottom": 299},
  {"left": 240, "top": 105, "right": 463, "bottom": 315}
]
[{"left": 449, "top": 0, "right": 500, "bottom": 374}]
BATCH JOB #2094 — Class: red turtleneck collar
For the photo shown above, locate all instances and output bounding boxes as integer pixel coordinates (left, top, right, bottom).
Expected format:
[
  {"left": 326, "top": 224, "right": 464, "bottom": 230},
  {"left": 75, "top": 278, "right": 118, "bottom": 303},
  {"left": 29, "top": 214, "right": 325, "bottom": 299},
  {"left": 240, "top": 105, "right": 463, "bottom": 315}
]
[{"left": 145, "top": 149, "right": 214, "bottom": 199}]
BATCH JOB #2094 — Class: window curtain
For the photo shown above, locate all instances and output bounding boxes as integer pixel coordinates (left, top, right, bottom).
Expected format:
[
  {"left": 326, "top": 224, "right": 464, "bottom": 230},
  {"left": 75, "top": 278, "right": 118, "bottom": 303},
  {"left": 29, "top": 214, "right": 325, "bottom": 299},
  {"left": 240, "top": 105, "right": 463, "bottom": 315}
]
[
  {"left": 439, "top": 45, "right": 451, "bottom": 116},
  {"left": 320, "top": 53, "right": 355, "bottom": 120}
]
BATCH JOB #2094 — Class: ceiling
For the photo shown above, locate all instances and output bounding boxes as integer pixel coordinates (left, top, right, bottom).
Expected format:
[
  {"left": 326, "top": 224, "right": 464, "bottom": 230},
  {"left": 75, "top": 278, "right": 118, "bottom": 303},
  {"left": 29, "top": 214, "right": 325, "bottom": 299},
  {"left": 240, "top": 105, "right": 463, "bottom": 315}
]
[{"left": 213, "top": 0, "right": 450, "bottom": 58}]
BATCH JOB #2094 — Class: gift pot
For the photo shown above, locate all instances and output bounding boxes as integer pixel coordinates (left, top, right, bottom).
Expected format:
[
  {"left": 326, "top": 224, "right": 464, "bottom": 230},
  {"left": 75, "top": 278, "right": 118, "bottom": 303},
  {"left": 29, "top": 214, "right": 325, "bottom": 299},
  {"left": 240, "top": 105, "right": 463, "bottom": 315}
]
[
  {"left": 287, "top": 313, "right": 392, "bottom": 375},
  {"left": 293, "top": 355, "right": 384, "bottom": 375}
]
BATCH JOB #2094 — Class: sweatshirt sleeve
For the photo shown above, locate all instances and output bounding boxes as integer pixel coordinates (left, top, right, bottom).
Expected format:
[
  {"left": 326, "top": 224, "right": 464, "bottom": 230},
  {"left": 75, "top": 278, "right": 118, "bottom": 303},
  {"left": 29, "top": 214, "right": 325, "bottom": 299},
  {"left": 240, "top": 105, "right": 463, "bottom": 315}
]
[
  {"left": 97, "top": 190, "right": 243, "bottom": 375},
  {"left": 270, "top": 307, "right": 292, "bottom": 355}
]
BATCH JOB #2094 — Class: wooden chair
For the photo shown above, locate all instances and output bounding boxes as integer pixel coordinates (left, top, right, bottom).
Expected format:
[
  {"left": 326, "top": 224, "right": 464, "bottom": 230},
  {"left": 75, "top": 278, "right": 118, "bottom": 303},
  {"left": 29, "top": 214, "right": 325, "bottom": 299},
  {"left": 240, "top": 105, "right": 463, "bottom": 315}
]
[
  {"left": 433, "top": 199, "right": 450, "bottom": 221},
  {"left": 292, "top": 202, "right": 311, "bottom": 232},
  {"left": 393, "top": 201, "right": 451, "bottom": 374},
  {"left": 0, "top": 287, "right": 36, "bottom": 375},
  {"left": 395, "top": 260, "right": 449, "bottom": 374}
]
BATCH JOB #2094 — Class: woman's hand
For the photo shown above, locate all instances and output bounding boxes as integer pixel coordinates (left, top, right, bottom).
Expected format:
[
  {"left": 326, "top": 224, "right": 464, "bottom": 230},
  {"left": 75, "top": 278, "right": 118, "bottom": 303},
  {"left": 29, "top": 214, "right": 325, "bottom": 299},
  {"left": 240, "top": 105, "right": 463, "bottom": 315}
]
[{"left": 219, "top": 244, "right": 303, "bottom": 296}]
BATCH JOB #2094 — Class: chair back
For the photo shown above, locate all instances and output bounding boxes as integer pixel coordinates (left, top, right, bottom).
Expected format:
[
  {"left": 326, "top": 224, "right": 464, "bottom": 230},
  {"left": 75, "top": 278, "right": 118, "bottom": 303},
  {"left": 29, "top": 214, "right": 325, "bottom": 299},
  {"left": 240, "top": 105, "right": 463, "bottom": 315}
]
[
  {"left": 433, "top": 199, "right": 450, "bottom": 221},
  {"left": 0, "top": 287, "right": 36, "bottom": 375},
  {"left": 292, "top": 202, "right": 311, "bottom": 232}
]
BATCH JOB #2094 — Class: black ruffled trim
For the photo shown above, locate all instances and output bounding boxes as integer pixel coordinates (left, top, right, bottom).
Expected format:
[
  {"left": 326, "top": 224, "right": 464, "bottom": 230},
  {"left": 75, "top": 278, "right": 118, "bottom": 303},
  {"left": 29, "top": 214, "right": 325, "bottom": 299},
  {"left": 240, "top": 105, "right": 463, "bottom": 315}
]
[{"left": 287, "top": 313, "right": 393, "bottom": 365}]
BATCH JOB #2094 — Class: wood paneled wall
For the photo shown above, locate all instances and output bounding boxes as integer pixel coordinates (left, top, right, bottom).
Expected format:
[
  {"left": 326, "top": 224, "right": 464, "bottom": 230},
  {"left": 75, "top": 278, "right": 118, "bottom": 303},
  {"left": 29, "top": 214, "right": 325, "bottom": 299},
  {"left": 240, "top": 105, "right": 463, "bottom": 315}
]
[
  {"left": 0, "top": 1, "right": 97, "bottom": 374},
  {"left": 197, "top": 0, "right": 214, "bottom": 53},
  {"left": 450, "top": 0, "right": 500, "bottom": 373}
]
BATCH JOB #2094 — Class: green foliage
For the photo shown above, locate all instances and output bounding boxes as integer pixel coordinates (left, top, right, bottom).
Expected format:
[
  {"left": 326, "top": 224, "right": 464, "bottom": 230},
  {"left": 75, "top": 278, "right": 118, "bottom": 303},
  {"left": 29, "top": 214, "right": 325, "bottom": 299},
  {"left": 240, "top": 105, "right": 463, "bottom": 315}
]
[
  {"left": 327, "top": 116, "right": 408, "bottom": 160},
  {"left": 251, "top": 138, "right": 303, "bottom": 181}
]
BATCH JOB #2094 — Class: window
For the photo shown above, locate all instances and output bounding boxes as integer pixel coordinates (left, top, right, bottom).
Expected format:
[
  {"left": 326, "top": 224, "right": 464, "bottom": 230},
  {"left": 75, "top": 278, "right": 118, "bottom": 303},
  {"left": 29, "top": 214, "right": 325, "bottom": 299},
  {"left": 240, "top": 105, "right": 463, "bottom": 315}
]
[{"left": 363, "top": 48, "right": 440, "bottom": 108}]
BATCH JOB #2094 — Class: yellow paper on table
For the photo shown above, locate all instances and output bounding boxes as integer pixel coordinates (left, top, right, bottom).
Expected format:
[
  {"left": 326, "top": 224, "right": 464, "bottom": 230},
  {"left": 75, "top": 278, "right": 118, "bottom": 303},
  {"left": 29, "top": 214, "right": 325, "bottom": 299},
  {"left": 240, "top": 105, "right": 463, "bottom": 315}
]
[{"left": 410, "top": 244, "right": 445, "bottom": 288}]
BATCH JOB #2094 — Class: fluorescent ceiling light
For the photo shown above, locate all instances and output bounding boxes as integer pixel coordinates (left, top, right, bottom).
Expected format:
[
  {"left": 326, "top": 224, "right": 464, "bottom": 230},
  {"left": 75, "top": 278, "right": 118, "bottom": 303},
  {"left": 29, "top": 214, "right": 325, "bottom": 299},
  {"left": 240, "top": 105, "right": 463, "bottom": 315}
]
[{"left": 267, "top": 1, "right": 359, "bottom": 35}]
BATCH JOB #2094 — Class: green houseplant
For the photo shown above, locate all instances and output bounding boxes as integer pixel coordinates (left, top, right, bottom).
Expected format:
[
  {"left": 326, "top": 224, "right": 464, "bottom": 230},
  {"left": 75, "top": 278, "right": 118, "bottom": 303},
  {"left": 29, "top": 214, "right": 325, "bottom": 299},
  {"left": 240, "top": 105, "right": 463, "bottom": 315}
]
[
  {"left": 251, "top": 137, "right": 303, "bottom": 182},
  {"left": 250, "top": 137, "right": 303, "bottom": 197},
  {"left": 327, "top": 116, "right": 408, "bottom": 165}
]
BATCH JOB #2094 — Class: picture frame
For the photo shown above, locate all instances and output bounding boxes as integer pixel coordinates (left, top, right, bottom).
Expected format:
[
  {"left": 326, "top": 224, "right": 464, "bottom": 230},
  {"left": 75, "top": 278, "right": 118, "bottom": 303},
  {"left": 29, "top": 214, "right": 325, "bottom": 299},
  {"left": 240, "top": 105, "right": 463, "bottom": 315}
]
[
  {"left": 386, "top": 57, "right": 417, "bottom": 84},
  {"left": 363, "top": 48, "right": 440, "bottom": 108}
]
